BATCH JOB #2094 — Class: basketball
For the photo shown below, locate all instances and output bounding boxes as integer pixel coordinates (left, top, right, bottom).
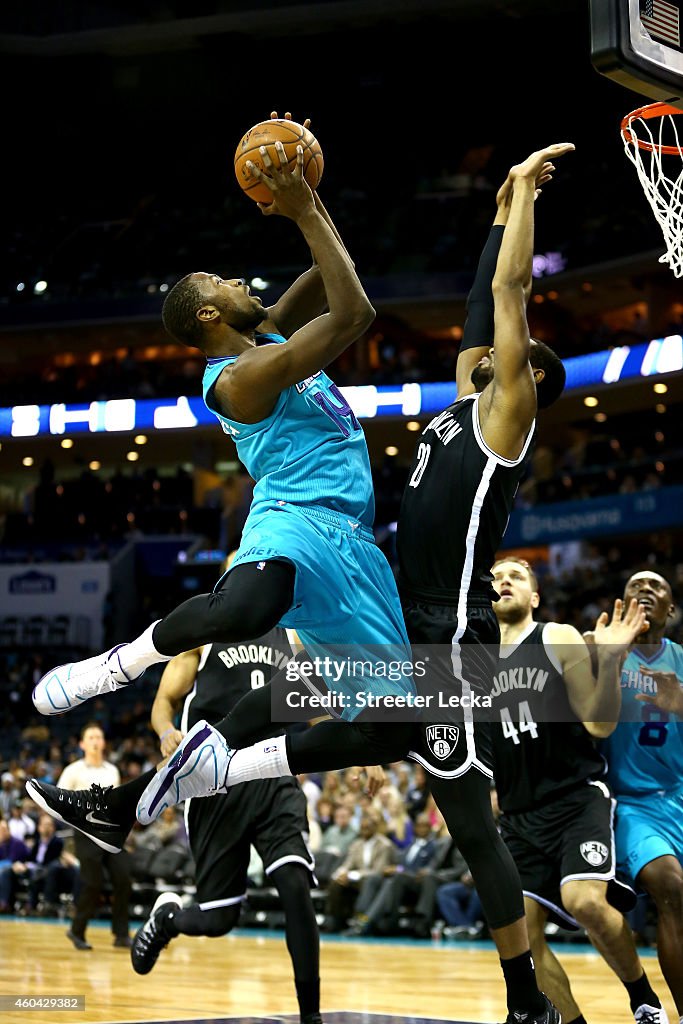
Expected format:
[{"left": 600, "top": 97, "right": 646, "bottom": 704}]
[{"left": 234, "top": 119, "right": 324, "bottom": 204}]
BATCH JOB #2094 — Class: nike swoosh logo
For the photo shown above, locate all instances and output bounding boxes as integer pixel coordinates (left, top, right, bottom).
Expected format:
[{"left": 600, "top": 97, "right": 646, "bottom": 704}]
[{"left": 85, "top": 811, "right": 120, "bottom": 830}]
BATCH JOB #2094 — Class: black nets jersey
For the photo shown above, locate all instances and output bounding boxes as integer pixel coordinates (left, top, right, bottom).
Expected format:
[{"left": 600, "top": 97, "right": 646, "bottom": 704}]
[
  {"left": 491, "top": 622, "right": 606, "bottom": 814},
  {"left": 183, "top": 629, "right": 293, "bottom": 732},
  {"left": 397, "top": 393, "right": 534, "bottom": 607}
]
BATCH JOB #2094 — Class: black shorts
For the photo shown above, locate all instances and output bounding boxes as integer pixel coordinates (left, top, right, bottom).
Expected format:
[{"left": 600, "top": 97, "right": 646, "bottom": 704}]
[
  {"left": 186, "top": 777, "right": 314, "bottom": 906},
  {"left": 402, "top": 597, "right": 498, "bottom": 779},
  {"left": 499, "top": 779, "right": 636, "bottom": 929}
]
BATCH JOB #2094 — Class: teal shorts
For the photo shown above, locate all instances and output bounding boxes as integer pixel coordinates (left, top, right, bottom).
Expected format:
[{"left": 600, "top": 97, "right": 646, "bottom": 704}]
[
  {"left": 222, "top": 501, "right": 415, "bottom": 720},
  {"left": 615, "top": 787, "right": 683, "bottom": 886}
]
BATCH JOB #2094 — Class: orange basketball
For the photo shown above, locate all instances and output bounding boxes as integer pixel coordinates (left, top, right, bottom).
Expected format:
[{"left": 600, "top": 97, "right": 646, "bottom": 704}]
[{"left": 234, "top": 119, "right": 324, "bottom": 204}]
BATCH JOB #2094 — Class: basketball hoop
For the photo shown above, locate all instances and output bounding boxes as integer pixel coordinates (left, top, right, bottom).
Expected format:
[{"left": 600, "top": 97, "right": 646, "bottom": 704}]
[{"left": 621, "top": 102, "right": 683, "bottom": 278}]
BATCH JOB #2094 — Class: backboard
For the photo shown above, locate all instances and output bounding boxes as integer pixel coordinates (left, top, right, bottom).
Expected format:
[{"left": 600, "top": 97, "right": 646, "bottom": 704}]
[{"left": 590, "top": 0, "right": 683, "bottom": 109}]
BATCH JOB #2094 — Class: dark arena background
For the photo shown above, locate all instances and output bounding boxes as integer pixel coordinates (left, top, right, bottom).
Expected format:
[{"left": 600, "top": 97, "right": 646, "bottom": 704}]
[{"left": 0, "top": 2, "right": 682, "bottom": 1023}]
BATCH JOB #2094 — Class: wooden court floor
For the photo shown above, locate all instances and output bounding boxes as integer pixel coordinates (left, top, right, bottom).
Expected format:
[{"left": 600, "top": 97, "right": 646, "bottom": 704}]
[{"left": 0, "top": 919, "right": 676, "bottom": 1024}]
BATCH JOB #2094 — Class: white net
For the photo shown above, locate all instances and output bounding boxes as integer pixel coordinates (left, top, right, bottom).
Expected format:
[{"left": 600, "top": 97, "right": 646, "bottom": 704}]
[{"left": 622, "top": 105, "right": 683, "bottom": 278}]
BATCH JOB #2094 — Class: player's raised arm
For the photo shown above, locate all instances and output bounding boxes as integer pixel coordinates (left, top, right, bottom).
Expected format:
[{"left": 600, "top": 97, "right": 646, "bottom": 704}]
[
  {"left": 478, "top": 143, "right": 574, "bottom": 459},
  {"left": 548, "top": 599, "right": 647, "bottom": 737},
  {"left": 215, "top": 142, "right": 374, "bottom": 423},
  {"left": 151, "top": 648, "right": 202, "bottom": 757},
  {"left": 264, "top": 193, "right": 355, "bottom": 337},
  {"left": 261, "top": 112, "right": 344, "bottom": 338},
  {"left": 455, "top": 164, "right": 552, "bottom": 398}
]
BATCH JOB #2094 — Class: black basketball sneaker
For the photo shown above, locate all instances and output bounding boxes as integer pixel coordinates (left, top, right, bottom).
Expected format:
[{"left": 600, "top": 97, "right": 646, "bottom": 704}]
[
  {"left": 131, "top": 892, "right": 183, "bottom": 975},
  {"left": 502, "top": 995, "right": 561, "bottom": 1023},
  {"left": 25, "top": 779, "right": 129, "bottom": 854}
]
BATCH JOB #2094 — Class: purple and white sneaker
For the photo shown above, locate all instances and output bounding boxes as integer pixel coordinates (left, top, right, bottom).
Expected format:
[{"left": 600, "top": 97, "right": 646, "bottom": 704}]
[{"left": 136, "top": 719, "right": 234, "bottom": 825}]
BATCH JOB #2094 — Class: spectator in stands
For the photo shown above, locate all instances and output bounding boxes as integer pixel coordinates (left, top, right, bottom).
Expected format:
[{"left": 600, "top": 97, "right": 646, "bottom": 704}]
[
  {"left": 324, "top": 813, "right": 395, "bottom": 932},
  {"left": 8, "top": 799, "right": 36, "bottom": 842},
  {"left": 0, "top": 773, "right": 19, "bottom": 818},
  {"left": 297, "top": 773, "right": 323, "bottom": 818},
  {"left": 314, "top": 803, "right": 359, "bottom": 888},
  {"left": 343, "top": 767, "right": 365, "bottom": 801},
  {"left": 320, "top": 771, "right": 342, "bottom": 805},
  {"left": 129, "top": 805, "right": 186, "bottom": 853},
  {"left": 387, "top": 762, "right": 412, "bottom": 798},
  {"left": 315, "top": 797, "right": 335, "bottom": 833},
  {"left": 306, "top": 808, "right": 323, "bottom": 854},
  {"left": 382, "top": 787, "right": 414, "bottom": 850},
  {"left": 436, "top": 866, "right": 485, "bottom": 939},
  {"left": 344, "top": 812, "right": 442, "bottom": 937},
  {"left": 423, "top": 793, "right": 448, "bottom": 836},
  {"left": 11, "top": 814, "right": 71, "bottom": 915},
  {"left": 57, "top": 721, "right": 132, "bottom": 950},
  {"left": 319, "top": 804, "right": 358, "bottom": 860},
  {"left": 0, "top": 818, "right": 30, "bottom": 912}
]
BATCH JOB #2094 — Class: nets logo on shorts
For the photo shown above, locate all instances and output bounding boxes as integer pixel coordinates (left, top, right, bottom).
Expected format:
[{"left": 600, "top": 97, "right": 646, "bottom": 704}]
[
  {"left": 580, "top": 841, "right": 609, "bottom": 867},
  {"left": 426, "top": 725, "right": 460, "bottom": 761}
]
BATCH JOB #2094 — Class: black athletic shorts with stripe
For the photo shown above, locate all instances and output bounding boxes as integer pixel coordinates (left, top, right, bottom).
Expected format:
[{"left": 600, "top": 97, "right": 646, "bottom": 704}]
[
  {"left": 402, "top": 596, "right": 498, "bottom": 779},
  {"left": 186, "top": 777, "right": 314, "bottom": 907},
  {"left": 499, "top": 779, "right": 636, "bottom": 929}
]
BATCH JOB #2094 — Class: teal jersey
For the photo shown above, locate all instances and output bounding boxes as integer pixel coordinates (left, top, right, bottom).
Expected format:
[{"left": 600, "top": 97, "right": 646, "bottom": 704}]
[
  {"left": 602, "top": 638, "right": 683, "bottom": 797},
  {"left": 202, "top": 334, "right": 375, "bottom": 526}
]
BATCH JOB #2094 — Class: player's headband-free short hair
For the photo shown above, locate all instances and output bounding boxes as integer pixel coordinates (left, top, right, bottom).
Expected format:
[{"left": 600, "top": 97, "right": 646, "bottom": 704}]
[
  {"left": 531, "top": 339, "right": 566, "bottom": 409},
  {"left": 492, "top": 557, "right": 539, "bottom": 592}
]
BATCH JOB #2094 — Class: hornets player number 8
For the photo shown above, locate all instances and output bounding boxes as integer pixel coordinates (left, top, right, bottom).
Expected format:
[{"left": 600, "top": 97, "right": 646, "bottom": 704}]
[{"left": 638, "top": 704, "right": 668, "bottom": 747}]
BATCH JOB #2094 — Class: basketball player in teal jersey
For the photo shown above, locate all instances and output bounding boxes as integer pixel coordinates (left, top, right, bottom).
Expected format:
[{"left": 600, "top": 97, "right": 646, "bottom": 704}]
[
  {"left": 587, "top": 571, "right": 683, "bottom": 1021},
  {"left": 32, "top": 112, "right": 414, "bottom": 728}
]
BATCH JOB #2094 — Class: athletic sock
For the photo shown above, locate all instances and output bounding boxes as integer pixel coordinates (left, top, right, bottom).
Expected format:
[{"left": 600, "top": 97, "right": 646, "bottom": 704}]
[
  {"left": 295, "top": 977, "right": 320, "bottom": 1020},
  {"left": 499, "top": 950, "right": 546, "bottom": 1017},
  {"left": 106, "top": 769, "right": 156, "bottom": 824},
  {"left": 116, "top": 620, "right": 173, "bottom": 678},
  {"left": 623, "top": 971, "right": 660, "bottom": 1012},
  {"left": 226, "top": 735, "right": 291, "bottom": 785}
]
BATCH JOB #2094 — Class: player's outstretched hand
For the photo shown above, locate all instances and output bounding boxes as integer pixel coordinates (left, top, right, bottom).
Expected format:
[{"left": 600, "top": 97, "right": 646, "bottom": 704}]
[
  {"left": 497, "top": 160, "right": 556, "bottom": 208},
  {"left": 508, "top": 143, "right": 575, "bottom": 187},
  {"left": 270, "top": 109, "right": 312, "bottom": 131},
  {"left": 635, "top": 668, "right": 683, "bottom": 716},
  {"left": 593, "top": 597, "right": 648, "bottom": 654},
  {"left": 247, "top": 141, "right": 315, "bottom": 219}
]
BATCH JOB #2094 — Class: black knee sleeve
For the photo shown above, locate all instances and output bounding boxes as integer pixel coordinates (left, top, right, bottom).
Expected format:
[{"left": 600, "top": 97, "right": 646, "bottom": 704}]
[
  {"left": 286, "top": 719, "right": 414, "bottom": 775},
  {"left": 153, "top": 560, "right": 295, "bottom": 656},
  {"left": 430, "top": 772, "right": 524, "bottom": 931}
]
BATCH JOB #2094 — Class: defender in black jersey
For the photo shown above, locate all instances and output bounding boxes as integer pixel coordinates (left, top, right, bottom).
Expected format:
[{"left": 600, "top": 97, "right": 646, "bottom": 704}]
[
  {"left": 129, "top": 627, "right": 323, "bottom": 1024},
  {"left": 394, "top": 146, "right": 572, "bottom": 1024},
  {"left": 490, "top": 557, "right": 667, "bottom": 1024}
]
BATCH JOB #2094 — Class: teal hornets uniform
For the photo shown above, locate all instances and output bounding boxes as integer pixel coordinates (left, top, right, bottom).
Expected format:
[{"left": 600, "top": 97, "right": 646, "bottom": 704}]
[
  {"left": 601, "top": 639, "right": 683, "bottom": 885},
  {"left": 202, "top": 334, "right": 413, "bottom": 720}
]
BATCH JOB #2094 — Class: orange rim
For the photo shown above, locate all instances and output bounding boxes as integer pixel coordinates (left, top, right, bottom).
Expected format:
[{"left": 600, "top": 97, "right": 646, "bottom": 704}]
[{"left": 621, "top": 102, "right": 683, "bottom": 155}]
